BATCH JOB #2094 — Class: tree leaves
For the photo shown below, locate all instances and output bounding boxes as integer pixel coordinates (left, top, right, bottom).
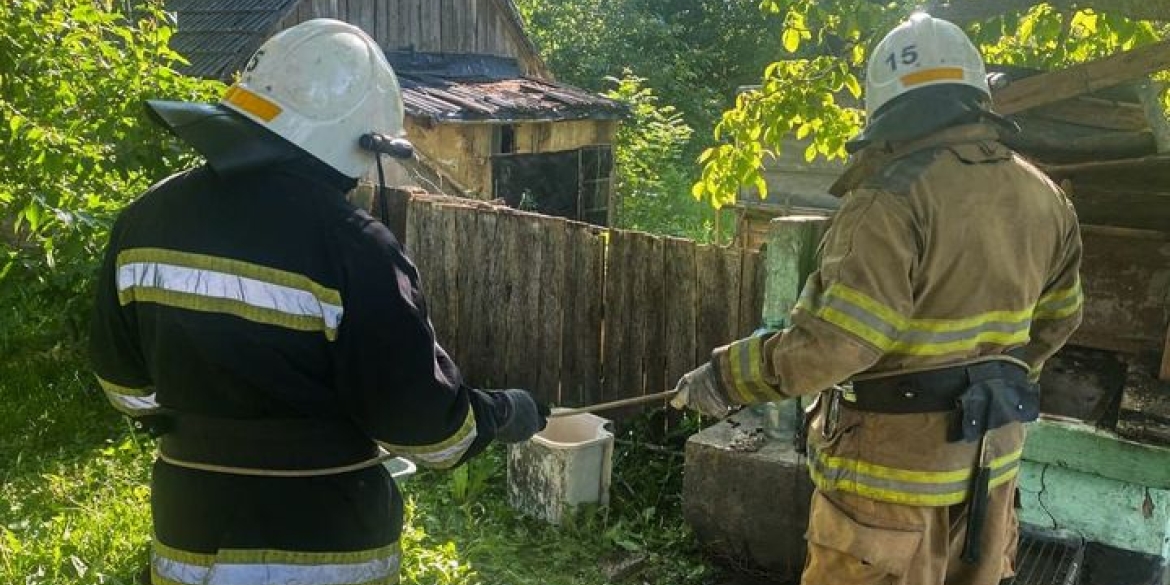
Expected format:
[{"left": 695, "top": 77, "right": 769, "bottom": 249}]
[
  {"left": 0, "top": 0, "right": 223, "bottom": 327},
  {"left": 783, "top": 28, "right": 802, "bottom": 52},
  {"left": 693, "top": 0, "right": 1166, "bottom": 209}
]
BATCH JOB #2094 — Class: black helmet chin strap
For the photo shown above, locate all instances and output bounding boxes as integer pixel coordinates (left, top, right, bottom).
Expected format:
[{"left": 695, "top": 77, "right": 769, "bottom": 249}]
[
  {"left": 359, "top": 132, "right": 414, "bottom": 227},
  {"left": 375, "top": 152, "right": 391, "bottom": 227}
]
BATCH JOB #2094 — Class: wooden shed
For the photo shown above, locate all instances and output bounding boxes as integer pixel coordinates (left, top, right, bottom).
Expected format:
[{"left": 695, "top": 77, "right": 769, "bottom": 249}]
[{"left": 164, "top": 0, "right": 626, "bottom": 225}]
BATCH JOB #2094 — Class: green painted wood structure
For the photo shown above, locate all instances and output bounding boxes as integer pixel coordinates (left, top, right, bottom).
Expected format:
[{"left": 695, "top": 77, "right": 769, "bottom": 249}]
[{"left": 1020, "top": 418, "right": 1170, "bottom": 559}]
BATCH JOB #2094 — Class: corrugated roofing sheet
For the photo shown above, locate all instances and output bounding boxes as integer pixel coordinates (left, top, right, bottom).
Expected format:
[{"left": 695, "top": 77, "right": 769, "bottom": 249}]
[
  {"left": 388, "top": 53, "right": 626, "bottom": 122},
  {"left": 166, "top": 0, "right": 301, "bottom": 81},
  {"left": 165, "top": 2, "right": 625, "bottom": 122},
  {"left": 398, "top": 74, "right": 627, "bottom": 122}
]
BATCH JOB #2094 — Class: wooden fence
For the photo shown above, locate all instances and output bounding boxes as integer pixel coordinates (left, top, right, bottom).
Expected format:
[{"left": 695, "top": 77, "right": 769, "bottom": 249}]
[{"left": 400, "top": 194, "right": 765, "bottom": 412}]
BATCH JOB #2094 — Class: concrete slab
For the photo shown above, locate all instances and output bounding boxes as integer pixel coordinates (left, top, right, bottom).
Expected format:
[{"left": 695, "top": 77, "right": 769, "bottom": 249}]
[{"left": 682, "top": 408, "right": 814, "bottom": 581}]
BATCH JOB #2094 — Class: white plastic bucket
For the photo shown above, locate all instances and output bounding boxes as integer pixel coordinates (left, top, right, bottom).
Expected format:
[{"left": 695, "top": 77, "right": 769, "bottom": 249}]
[{"left": 506, "top": 413, "right": 614, "bottom": 524}]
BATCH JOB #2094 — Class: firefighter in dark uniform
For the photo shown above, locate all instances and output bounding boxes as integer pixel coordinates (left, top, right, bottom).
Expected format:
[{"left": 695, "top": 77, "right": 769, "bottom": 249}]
[
  {"left": 89, "top": 19, "right": 547, "bottom": 585},
  {"left": 671, "top": 13, "right": 1083, "bottom": 585}
]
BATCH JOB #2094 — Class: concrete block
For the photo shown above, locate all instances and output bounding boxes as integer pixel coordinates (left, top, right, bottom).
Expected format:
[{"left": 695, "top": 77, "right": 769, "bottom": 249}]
[{"left": 682, "top": 408, "right": 814, "bottom": 579}]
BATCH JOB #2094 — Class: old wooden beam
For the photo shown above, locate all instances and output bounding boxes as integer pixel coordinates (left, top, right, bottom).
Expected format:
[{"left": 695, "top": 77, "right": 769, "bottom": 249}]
[
  {"left": 993, "top": 39, "right": 1170, "bottom": 115},
  {"left": 1024, "top": 416, "right": 1170, "bottom": 489},
  {"left": 1017, "top": 462, "right": 1170, "bottom": 557},
  {"left": 1031, "top": 96, "right": 1149, "bottom": 132},
  {"left": 1135, "top": 79, "right": 1170, "bottom": 153},
  {"left": 1000, "top": 117, "right": 1154, "bottom": 159},
  {"left": 1162, "top": 324, "right": 1170, "bottom": 381},
  {"left": 1068, "top": 227, "right": 1170, "bottom": 354},
  {"left": 1117, "top": 358, "right": 1170, "bottom": 445}
]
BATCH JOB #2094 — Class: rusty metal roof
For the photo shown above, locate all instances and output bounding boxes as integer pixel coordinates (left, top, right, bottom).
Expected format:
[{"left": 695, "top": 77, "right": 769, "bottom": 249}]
[
  {"left": 398, "top": 74, "right": 627, "bottom": 122},
  {"left": 389, "top": 53, "right": 627, "bottom": 122},
  {"left": 166, "top": 0, "right": 301, "bottom": 81}
]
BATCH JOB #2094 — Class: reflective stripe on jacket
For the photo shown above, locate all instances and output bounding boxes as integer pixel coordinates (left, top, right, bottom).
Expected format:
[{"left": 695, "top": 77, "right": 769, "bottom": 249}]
[
  {"left": 89, "top": 162, "right": 499, "bottom": 473},
  {"left": 151, "top": 540, "right": 401, "bottom": 585}
]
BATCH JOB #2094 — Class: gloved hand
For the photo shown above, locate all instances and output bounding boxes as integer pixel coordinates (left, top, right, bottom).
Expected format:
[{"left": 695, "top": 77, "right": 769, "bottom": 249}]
[
  {"left": 670, "top": 362, "right": 734, "bottom": 419},
  {"left": 489, "top": 389, "right": 550, "bottom": 443}
]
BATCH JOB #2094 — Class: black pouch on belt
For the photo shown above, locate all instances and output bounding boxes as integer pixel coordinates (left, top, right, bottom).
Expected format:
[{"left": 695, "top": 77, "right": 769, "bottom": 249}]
[
  {"left": 954, "top": 361, "right": 1038, "bottom": 564},
  {"left": 950, "top": 361, "right": 1040, "bottom": 443}
]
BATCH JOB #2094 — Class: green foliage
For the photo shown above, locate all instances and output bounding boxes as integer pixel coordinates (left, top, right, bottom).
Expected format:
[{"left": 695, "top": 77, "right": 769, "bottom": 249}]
[
  {"left": 0, "top": 0, "right": 222, "bottom": 338},
  {"left": 0, "top": 342, "right": 153, "bottom": 584},
  {"left": 404, "top": 433, "right": 713, "bottom": 585},
  {"left": 516, "top": 0, "right": 781, "bottom": 239},
  {"left": 516, "top": 0, "right": 784, "bottom": 145},
  {"left": 694, "top": 1, "right": 1166, "bottom": 208},
  {"left": 604, "top": 72, "right": 720, "bottom": 239}
]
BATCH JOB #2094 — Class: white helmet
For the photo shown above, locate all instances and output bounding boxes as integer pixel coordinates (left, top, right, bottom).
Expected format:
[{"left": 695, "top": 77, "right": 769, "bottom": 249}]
[
  {"left": 865, "top": 13, "right": 990, "bottom": 120},
  {"left": 220, "top": 18, "right": 407, "bottom": 178}
]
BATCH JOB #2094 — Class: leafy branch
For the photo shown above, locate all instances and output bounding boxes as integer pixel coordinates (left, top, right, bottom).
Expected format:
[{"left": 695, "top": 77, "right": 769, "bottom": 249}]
[{"left": 693, "top": 0, "right": 1164, "bottom": 208}]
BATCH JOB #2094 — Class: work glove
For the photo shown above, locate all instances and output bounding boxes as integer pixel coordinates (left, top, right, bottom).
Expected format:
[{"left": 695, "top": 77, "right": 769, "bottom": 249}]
[
  {"left": 489, "top": 389, "right": 550, "bottom": 443},
  {"left": 669, "top": 362, "right": 734, "bottom": 419}
]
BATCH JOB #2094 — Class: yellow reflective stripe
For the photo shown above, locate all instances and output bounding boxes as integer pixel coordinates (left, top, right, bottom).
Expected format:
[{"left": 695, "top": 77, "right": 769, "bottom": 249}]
[
  {"left": 153, "top": 540, "right": 400, "bottom": 566},
  {"left": 96, "top": 375, "right": 151, "bottom": 397},
  {"left": 818, "top": 305, "right": 898, "bottom": 350},
  {"left": 724, "top": 343, "right": 756, "bottom": 405},
  {"left": 889, "top": 330, "right": 1031, "bottom": 357},
  {"left": 117, "top": 248, "right": 341, "bottom": 306},
  {"left": 726, "top": 337, "right": 778, "bottom": 404},
  {"left": 115, "top": 247, "right": 342, "bottom": 340},
  {"left": 803, "top": 283, "right": 1035, "bottom": 356},
  {"left": 823, "top": 285, "right": 904, "bottom": 333},
  {"left": 1037, "top": 278, "right": 1081, "bottom": 307},
  {"left": 816, "top": 448, "right": 1022, "bottom": 484},
  {"left": 810, "top": 462, "right": 1019, "bottom": 506},
  {"left": 149, "top": 568, "right": 397, "bottom": 585},
  {"left": 151, "top": 569, "right": 397, "bottom": 585},
  {"left": 901, "top": 67, "right": 965, "bottom": 88},
  {"left": 121, "top": 288, "right": 339, "bottom": 341},
  {"left": 808, "top": 448, "right": 1023, "bottom": 506},
  {"left": 224, "top": 85, "right": 283, "bottom": 122},
  {"left": 378, "top": 408, "right": 477, "bottom": 469},
  {"left": 1035, "top": 279, "right": 1083, "bottom": 321},
  {"left": 1034, "top": 301, "right": 1082, "bottom": 321},
  {"left": 828, "top": 284, "right": 1035, "bottom": 334}
]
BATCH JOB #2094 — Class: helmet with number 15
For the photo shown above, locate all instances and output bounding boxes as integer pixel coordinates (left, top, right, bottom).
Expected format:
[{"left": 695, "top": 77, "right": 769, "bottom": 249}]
[{"left": 865, "top": 13, "right": 990, "bottom": 120}]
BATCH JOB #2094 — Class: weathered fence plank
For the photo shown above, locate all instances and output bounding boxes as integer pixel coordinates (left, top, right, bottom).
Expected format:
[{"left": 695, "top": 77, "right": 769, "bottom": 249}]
[
  {"left": 602, "top": 230, "right": 632, "bottom": 403},
  {"left": 433, "top": 203, "right": 460, "bottom": 364},
  {"left": 639, "top": 234, "right": 667, "bottom": 396},
  {"left": 561, "top": 226, "right": 604, "bottom": 407},
  {"left": 537, "top": 216, "right": 568, "bottom": 401},
  {"left": 397, "top": 195, "right": 766, "bottom": 418},
  {"left": 663, "top": 237, "right": 699, "bottom": 388},
  {"left": 695, "top": 246, "right": 742, "bottom": 364},
  {"left": 505, "top": 214, "right": 546, "bottom": 397},
  {"left": 619, "top": 233, "right": 650, "bottom": 401},
  {"left": 458, "top": 207, "right": 486, "bottom": 384}
]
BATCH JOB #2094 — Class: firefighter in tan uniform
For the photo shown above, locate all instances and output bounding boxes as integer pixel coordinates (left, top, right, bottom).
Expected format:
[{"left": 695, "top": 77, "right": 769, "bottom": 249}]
[{"left": 672, "top": 13, "right": 1082, "bottom": 585}]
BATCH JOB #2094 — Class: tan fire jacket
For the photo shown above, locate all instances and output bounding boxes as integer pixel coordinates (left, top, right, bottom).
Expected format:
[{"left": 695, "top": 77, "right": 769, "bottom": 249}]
[{"left": 712, "top": 123, "right": 1083, "bottom": 506}]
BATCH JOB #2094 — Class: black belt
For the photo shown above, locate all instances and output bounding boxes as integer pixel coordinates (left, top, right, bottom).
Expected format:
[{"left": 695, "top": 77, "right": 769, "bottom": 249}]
[
  {"left": 848, "top": 357, "right": 1029, "bottom": 414},
  {"left": 159, "top": 413, "right": 379, "bottom": 473}
]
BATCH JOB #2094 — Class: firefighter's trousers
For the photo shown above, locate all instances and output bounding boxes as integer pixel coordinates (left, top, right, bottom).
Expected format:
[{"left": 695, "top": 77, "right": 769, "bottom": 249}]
[{"left": 801, "top": 481, "right": 1018, "bottom": 585}]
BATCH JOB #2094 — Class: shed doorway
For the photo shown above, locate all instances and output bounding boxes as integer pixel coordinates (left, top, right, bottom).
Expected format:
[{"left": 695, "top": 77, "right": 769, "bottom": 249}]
[{"left": 491, "top": 146, "right": 613, "bottom": 226}]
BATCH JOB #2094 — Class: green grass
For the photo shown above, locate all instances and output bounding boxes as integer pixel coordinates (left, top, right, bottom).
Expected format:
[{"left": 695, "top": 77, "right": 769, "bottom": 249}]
[{"left": 0, "top": 339, "right": 721, "bottom": 585}]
